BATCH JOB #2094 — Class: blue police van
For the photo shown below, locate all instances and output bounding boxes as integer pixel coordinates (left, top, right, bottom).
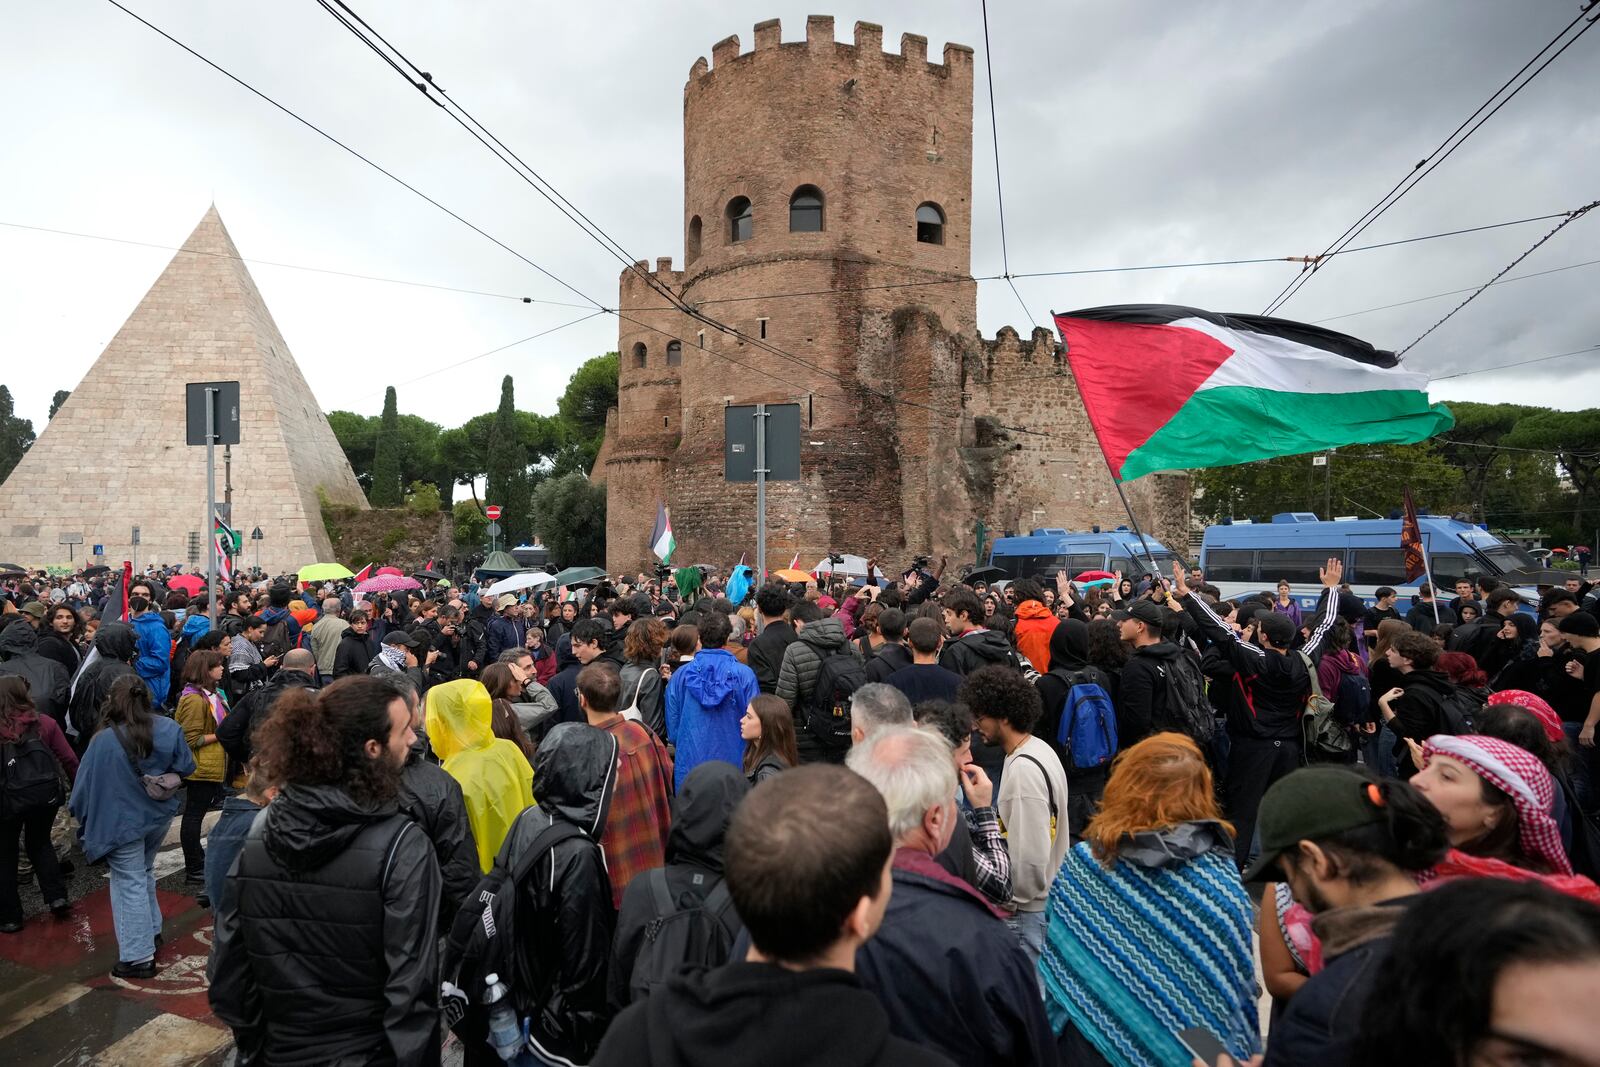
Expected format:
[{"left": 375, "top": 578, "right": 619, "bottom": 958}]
[
  {"left": 1199, "top": 512, "right": 1541, "bottom": 607},
  {"left": 987, "top": 527, "right": 1185, "bottom": 580}
]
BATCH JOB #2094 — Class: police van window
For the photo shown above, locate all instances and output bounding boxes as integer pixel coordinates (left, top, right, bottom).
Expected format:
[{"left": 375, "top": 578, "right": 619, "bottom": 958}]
[
  {"left": 1067, "top": 554, "right": 1105, "bottom": 574},
  {"left": 1204, "top": 550, "right": 1254, "bottom": 583},
  {"left": 1431, "top": 554, "right": 1485, "bottom": 583},
  {"left": 1351, "top": 550, "right": 1410, "bottom": 585},
  {"left": 1257, "top": 550, "right": 1331, "bottom": 584}
]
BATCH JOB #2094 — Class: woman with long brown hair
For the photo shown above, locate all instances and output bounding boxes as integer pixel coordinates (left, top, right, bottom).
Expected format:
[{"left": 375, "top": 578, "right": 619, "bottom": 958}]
[
  {"left": 174, "top": 650, "right": 229, "bottom": 896},
  {"left": 479, "top": 662, "right": 538, "bottom": 764},
  {"left": 0, "top": 676, "right": 78, "bottom": 931},
  {"left": 739, "top": 694, "right": 798, "bottom": 785},
  {"left": 1038, "top": 733, "right": 1258, "bottom": 1066},
  {"left": 619, "top": 616, "right": 667, "bottom": 736},
  {"left": 68, "top": 676, "right": 193, "bottom": 977}
]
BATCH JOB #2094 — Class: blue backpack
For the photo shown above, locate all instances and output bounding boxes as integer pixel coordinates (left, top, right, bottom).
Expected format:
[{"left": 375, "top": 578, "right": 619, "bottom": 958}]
[{"left": 1050, "top": 667, "right": 1118, "bottom": 771}]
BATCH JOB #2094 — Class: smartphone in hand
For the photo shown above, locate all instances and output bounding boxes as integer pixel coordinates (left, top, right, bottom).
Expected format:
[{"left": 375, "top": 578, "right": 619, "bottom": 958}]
[{"left": 1176, "top": 1028, "right": 1230, "bottom": 1065}]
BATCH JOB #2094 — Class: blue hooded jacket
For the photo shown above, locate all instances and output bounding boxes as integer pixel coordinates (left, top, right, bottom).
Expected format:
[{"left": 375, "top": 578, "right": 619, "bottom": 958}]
[
  {"left": 664, "top": 648, "right": 759, "bottom": 790},
  {"left": 129, "top": 610, "right": 172, "bottom": 706},
  {"left": 180, "top": 614, "right": 212, "bottom": 644}
]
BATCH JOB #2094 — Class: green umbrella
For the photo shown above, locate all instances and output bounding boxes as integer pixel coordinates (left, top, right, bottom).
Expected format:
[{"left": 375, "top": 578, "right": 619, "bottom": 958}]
[
  {"left": 552, "top": 565, "right": 607, "bottom": 587},
  {"left": 298, "top": 562, "right": 354, "bottom": 583}
]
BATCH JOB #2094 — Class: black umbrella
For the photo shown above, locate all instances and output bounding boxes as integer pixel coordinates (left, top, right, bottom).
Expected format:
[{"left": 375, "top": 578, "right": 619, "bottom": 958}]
[
  {"left": 0, "top": 569, "right": 26, "bottom": 581},
  {"left": 963, "top": 565, "right": 1006, "bottom": 586},
  {"left": 0, "top": 563, "right": 24, "bottom": 572},
  {"left": 82, "top": 564, "right": 112, "bottom": 578}
]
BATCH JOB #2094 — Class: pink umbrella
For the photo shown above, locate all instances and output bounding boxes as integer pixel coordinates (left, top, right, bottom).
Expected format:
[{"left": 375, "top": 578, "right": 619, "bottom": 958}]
[
  {"left": 376, "top": 566, "right": 404, "bottom": 577},
  {"left": 355, "top": 574, "right": 422, "bottom": 593},
  {"left": 168, "top": 574, "right": 205, "bottom": 594}
]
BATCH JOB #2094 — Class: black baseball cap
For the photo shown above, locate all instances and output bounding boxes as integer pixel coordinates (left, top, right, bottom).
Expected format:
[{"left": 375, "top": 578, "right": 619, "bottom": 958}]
[
  {"left": 383, "top": 630, "right": 424, "bottom": 648},
  {"left": 1126, "top": 600, "right": 1166, "bottom": 627},
  {"left": 1243, "top": 766, "right": 1388, "bottom": 882}
]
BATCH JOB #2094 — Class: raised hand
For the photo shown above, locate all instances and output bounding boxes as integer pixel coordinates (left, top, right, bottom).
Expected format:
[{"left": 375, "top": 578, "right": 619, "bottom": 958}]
[{"left": 1320, "top": 557, "right": 1344, "bottom": 589}]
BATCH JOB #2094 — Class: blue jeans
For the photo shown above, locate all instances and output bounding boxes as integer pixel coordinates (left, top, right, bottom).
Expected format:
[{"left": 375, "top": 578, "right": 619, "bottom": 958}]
[
  {"left": 205, "top": 796, "right": 263, "bottom": 911},
  {"left": 1006, "top": 909, "right": 1048, "bottom": 969},
  {"left": 105, "top": 822, "right": 169, "bottom": 964}
]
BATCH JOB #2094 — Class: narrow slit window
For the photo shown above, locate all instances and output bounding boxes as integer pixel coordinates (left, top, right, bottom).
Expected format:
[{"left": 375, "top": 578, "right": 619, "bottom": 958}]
[
  {"left": 916, "top": 202, "right": 945, "bottom": 245},
  {"left": 727, "top": 197, "right": 753, "bottom": 243},
  {"left": 631, "top": 342, "right": 647, "bottom": 368}
]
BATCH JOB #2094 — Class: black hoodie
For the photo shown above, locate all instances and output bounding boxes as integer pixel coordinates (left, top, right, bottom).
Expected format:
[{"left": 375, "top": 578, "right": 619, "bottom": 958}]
[
  {"left": 208, "top": 783, "right": 441, "bottom": 1066},
  {"left": 500, "top": 722, "right": 618, "bottom": 1064},
  {"left": 0, "top": 618, "right": 70, "bottom": 726},
  {"left": 68, "top": 622, "right": 143, "bottom": 743},
  {"left": 594, "top": 962, "right": 952, "bottom": 1067},
  {"left": 1032, "top": 620, "right": 1113, "bottom": 773},
  {"left": 937, "top": 626, "right": 1015, "bottom": 676},
  {"left": 609, "top": 762, "right": 749, "bottom": 1010}
]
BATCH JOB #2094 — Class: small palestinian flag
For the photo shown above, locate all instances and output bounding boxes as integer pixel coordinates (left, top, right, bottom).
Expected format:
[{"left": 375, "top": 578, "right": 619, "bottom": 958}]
[
  {"left": 651, "top": 502, "right": 676, "bottom": 564},
  {"left": 1052, "top": 305, "right": 1454, "bottom": 481}
]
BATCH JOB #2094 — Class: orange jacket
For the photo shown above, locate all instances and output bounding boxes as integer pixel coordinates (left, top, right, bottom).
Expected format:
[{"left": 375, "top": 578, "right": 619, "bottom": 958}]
[{"left": 1012, "top": 600, "right": 1059, "bottom": 673}]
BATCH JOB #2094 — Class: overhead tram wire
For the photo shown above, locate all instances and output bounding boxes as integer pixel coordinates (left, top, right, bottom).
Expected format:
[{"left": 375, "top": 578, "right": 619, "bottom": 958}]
[
  {"left": 0, "top": 219, "right": 593, "bottom": 307},
  {"left": 1427, "top": 344, "right": 1600, "bottom": 382},
  {"left": 976, "top": 0, "right": 1034, "bottom": 330},
  {"left": 1261, "top": 3, "right": 1599, "bottom": 316},
  {"left": 100, "top": 0, "right": 607, "bottom": 317},
  {"left": 312, "top": 1, "right": 1061, "bottom": 440},
  {"left": 1398, "top": 199, "right": 1599, "bottom": 356},
  {"left": 1312, "top": 257, "right": 1600, "bottom": 324}
]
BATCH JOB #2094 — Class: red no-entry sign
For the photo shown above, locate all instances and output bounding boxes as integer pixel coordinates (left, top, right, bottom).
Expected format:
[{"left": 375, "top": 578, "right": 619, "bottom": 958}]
[{"left": 486, "top": 505, "right": 502, "bottom": 521}]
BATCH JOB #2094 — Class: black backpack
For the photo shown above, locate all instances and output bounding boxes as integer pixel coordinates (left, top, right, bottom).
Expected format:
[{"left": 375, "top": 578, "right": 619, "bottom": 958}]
[
  {"left": 806, "top": 649, "right": 867, "bottom": 753},
  {"left": 1156, "top": 652, "right": 1214, "bottom": 744},
  {"left": 625, "top": 868, "right": 740, "bottom": 1005},
  {"left": 259, "top": 616, "right": 293, "bottom": 662},
  {"left": 0, "top": 726, "right": 65, "bottom": 818},
  {"left": 442, "top": 811, "right": 585, "bottom": 1023}
]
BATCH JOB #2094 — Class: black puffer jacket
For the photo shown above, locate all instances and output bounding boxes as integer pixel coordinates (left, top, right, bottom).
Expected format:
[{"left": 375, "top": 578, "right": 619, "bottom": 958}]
[
  {"left": 334, "top": 626, "right": 376, "bottom": 680},
  {"left": 216, "top": 669, "right": 317, "bottom": 769},
  {"left": 609, "top": 762, "right": 748, "bottom": 1010},
  {"left": 502, "top": 723, "right": 618, "bottom": 1064},
  {"left": 68, "top": 623, "right": 143, "bottom": 742},
  {"left": 0, "top": 619, "right": 70, "bottom": 727},
  {"left": 398, "top": 731, "right": 480, "bottom": 935},
  {"left": 937, "top": 626, "right": 1014, "bottom": 676},
  {"left": 208, "top": 783, "right": 442, "bottom": 1066}
]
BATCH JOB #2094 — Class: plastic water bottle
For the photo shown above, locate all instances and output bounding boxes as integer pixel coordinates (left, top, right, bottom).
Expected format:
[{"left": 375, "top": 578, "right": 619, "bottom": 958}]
[{"left": 483, "top": 973, "right": 522, "bottom": 1062}]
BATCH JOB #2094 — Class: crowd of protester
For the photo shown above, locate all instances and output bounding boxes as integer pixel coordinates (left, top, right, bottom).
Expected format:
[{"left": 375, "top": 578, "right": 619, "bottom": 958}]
[{"left": 2, "top": 553, "right": 1600, "bottom": 1065}]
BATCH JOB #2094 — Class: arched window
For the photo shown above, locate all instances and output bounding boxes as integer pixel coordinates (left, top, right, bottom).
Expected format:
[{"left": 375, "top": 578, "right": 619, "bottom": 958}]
[
  {"left": 687, "top": 215, "right": 702, "bottom": 262},
  {"left": 916, "top": 202, "right": 945, "bottom": 245},
  {"left": 666, "top": 340, "right": 682, "bottom": 366},
  {"left": 727, "top": 197, "right": 753, "bottom": 243},
  {"left": 631, "top": 342, "right": 647, "bottom": 368},
  {"left": 789, "top": 186, "right": 824, "bottom": 232}
]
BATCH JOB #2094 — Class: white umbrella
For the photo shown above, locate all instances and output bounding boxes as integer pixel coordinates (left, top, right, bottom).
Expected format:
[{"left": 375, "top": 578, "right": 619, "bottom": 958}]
[
  {"left": 810, "top": 555, "right": 888, "bottom": 581},
  {"left": 486, "top": 571, "right": 558, "bottom": 597}
]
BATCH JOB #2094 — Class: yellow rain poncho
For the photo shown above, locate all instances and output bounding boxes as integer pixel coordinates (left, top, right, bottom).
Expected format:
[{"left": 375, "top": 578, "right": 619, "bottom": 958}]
[{"left": 425, "top": 679, "right": 535, "bottom": 872}]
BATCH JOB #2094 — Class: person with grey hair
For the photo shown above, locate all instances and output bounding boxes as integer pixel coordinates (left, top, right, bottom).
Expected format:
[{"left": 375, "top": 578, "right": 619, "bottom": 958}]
[
  {"left": 849, "top": 682, "right": 913, "bottom": 746},
  {"left": 310, "top": 597, "right": 348, "bottom": 678},
  {"left": 848, "top": 727, "right": 1055, "bottom": 1067}
]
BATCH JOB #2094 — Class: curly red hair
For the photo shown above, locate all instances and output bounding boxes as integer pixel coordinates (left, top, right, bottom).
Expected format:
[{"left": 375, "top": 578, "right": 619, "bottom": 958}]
[{"left": 1084, "top": 732, "right": 1231, "bottom": 866}]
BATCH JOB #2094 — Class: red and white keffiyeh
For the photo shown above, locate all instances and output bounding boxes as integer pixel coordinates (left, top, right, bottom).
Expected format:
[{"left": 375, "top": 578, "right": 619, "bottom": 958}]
[{"left": 1423, "top": 733, "right": 1571, "bottom": 876}]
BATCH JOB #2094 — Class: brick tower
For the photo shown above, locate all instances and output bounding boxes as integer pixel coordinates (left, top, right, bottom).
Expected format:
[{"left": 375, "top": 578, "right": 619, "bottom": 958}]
[
  {"left": 596, "top": 17, "right": 1190, "bottom": 574},
  {"left": 0, "top": 206, "right": 367, "bottom": 573}
]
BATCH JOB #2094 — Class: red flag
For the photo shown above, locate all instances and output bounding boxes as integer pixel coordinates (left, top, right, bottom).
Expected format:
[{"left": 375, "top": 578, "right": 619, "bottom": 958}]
[
  {"left": 353, "top": 562, "right": 373, "bottom": 583},
  {"left": 121, "top": 560, "right": 132, "bottom": 622},
  {"left": 789, "top": 551, "right": 801, "bottom": 570},
  {"left": 1401, "top": 487, "right": 1427, "bottom": 583}
]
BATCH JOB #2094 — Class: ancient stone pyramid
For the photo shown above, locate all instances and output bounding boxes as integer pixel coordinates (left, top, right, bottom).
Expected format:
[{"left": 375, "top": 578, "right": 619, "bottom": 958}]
[{"left": 0, "top": 205, "right": 367, "bottom": 573}]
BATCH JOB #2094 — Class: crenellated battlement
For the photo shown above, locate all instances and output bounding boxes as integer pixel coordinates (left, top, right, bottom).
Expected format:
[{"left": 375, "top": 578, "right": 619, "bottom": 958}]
[
  {"left": 977, "top": 325, "right": 1066, "bottom": 373},
  {"left": 688, "top": 16, "right": 973, "bottom": 82}
]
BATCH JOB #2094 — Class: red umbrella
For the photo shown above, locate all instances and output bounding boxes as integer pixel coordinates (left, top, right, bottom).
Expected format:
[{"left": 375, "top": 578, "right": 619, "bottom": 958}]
[
  {"left": 168, "top": 574, "right": 205, "bottom": 594},
  {"left": 375, "top": 566, "right": 404, "bottom": 576},
  {"left": 1074, "top": 570, "right": 1116, "bottom": 583}
]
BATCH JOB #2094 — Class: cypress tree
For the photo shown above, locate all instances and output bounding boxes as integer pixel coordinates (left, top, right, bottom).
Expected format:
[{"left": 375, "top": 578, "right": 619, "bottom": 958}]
[
  {"left": 486, "top": 376, "right": 531, "bottom": 542},
  {"left": 369, "top": 386, "right": 404, "bottom": 507}
]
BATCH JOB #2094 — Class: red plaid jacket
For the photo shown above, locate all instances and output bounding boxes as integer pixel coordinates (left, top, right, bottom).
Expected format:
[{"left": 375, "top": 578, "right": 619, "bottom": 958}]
[{"left": 597, "top": 716, "right": 674, "bottom": 908}]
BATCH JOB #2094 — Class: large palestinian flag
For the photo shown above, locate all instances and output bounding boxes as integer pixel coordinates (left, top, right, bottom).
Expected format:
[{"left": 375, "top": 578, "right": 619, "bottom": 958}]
[{"left": 1053, "top": 305, "right": 1454, "bottom": 481}]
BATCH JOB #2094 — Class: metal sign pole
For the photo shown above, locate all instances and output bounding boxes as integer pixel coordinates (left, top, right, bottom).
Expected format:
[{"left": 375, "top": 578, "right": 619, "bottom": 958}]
[
  {"left": 755, "top": 404, "right": 768, "bottom": 584},
  {"left": 205, "top": 387, "right": 219, "bottom": 626}
]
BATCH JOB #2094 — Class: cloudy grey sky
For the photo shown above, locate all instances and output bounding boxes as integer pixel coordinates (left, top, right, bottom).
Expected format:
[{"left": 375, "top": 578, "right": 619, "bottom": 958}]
[{"left": 3, "top": 0, "right": 1597, "bottom": 432}]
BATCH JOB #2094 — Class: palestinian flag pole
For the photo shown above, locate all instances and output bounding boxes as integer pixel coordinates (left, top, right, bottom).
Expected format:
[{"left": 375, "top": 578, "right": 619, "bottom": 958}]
[
  {"left": 651, "top": 501, "right": 677, "bottom": 566},
  {"left": 1052, "top": 303, "right": 1455, "bottom": 570}
]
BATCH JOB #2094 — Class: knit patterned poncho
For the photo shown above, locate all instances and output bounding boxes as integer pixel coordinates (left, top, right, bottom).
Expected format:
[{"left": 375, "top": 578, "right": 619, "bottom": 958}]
[{"left": 1039, "top": 829, "right": 1259, "bottom": 1067}]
